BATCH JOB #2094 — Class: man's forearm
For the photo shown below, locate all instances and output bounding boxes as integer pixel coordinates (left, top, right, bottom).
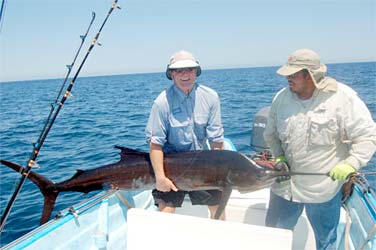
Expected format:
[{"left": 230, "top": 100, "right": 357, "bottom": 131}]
[{"left": 149, "top": 143, "right": 165, "bottom": 179}]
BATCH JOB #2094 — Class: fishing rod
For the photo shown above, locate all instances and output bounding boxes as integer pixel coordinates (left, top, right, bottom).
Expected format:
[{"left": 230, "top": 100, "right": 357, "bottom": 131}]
[
  {"left": 0, "top": 0, "right": 6, "bottom": 34},
  {"left": 251, "top": 157, "right": 376, "bottom": 178},
  {"left": 267, "top": 171, "right": 376, "bottom": 178},
  {"left": 0, "top": 0, "right": 121, "bottom": 232},
  {"left": 0, "top": 13, "right": 96, "bottom": 231},
  {"left": 37, "top": 12, "right": 95, "bottom": 151},
  {"left": 290, "top": 171, "right": 329, "bottom": 176}
]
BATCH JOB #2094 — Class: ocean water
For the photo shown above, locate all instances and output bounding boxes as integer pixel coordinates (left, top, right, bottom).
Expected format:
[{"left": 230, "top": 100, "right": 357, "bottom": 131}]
[{"left": 0, "top": 62, "right": 375, "bottom": 246}]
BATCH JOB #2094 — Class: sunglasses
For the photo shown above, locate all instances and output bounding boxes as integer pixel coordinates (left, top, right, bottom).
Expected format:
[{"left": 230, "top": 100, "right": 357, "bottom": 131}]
[
  {"left": 287, "top": 71, "right": 304, "bottom": 79},
  {"left": 172, "top": 67, "right": 196, "bottom": 74}
]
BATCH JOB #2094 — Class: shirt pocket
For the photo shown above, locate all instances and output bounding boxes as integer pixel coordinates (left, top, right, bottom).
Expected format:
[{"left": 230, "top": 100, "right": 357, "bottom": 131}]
[
  {"left": 194, "top": 113, "right": 208, "bottom": 141},
  {"left": 168, "top": 114, "right": 192, "bottom": 150},
  {"left": 309, "top": 115, "right": 338, "bottom": 146}
]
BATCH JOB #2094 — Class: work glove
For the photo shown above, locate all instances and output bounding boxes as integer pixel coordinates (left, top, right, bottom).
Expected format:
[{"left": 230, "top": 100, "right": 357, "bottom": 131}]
[
  {"left": 274, "top": 156, "right": 290, "bottom": 183},
  {"left": 329, "top": 163, "right": 356, "bottom": 181}
]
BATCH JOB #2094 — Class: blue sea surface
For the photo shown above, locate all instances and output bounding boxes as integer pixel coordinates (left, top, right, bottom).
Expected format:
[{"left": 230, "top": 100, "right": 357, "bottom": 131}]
[{"left": 0, "top": 62, "right": 375, "bottom": 245}]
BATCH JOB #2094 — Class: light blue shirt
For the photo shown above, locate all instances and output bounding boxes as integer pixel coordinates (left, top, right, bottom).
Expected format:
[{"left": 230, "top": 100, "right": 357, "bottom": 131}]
[{"left": 146, "top": 84, "right": 224, "bottom": 153}]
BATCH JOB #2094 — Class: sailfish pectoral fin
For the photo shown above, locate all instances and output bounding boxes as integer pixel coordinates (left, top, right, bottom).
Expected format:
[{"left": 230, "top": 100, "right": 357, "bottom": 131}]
[{"left": 214, "top": 184, "right": 232, "bottom": 220}]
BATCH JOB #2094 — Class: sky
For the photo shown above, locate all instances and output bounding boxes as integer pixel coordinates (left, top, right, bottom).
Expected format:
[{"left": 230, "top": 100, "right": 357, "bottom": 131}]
[{"left": 0, "top": 0, "right": 375, "bottom": 82}]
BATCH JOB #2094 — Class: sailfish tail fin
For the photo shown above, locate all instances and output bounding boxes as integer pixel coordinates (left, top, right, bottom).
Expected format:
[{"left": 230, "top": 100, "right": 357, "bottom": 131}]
[{"left": 0, "top": 159, "right": 59, "bottom": 224}]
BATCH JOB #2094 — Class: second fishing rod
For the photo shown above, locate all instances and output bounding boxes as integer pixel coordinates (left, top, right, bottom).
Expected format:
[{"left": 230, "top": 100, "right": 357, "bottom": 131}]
[{"left": 0, "top": 0, "right": 121, "bottom": 232}]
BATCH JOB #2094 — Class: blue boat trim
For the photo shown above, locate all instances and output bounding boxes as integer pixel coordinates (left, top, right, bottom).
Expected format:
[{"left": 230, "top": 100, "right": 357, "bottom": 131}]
[
  {"left": 224, "top": 137, "right": 237, "bottom": 151},
  {"left": 7, "top": 191, "right": 113, "bottom": 250},
  {"left": 354, "top": 185, "right": 376, "bottom": 220}
]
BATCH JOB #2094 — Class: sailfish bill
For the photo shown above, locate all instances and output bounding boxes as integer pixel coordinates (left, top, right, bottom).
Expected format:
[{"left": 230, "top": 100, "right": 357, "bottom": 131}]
[{"left": 1, "top": 146, "right": 286, "bottom": 224}]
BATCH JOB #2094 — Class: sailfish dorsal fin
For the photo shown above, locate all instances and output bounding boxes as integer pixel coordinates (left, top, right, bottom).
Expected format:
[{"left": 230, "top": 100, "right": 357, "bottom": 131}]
[{"left": 114, "top": 145, "right": 147, "bottom": 160}]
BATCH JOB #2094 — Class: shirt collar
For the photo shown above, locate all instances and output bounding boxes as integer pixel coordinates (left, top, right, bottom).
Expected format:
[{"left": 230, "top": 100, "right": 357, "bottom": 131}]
[{"left": 172, "top": 84, "right": 197, "bottom": 104}]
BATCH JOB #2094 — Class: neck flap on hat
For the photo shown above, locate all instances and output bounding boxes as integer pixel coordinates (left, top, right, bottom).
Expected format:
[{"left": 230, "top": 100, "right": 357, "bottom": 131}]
[{"left": 310, "top": 71, "right": 337, "bottom": 92}]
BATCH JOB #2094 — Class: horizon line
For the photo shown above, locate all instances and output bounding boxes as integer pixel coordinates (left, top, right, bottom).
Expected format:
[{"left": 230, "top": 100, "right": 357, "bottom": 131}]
[{"left": 1, "top": 60, "right": 375, "bottom": 84}]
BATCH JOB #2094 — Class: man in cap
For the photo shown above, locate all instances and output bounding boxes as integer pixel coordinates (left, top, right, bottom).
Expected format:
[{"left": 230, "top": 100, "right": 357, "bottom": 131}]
[
  {"left": 146, "top": 50, "right": 225, "bottom": 219},
  {"left": 263, "top": 48, "right": 376, "bottom": 249}
]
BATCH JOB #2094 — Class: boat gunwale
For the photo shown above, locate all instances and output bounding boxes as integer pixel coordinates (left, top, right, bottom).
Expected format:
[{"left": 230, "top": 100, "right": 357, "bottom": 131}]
[{"left": 2, "top": 190, "right": 115, "bottom": 250}]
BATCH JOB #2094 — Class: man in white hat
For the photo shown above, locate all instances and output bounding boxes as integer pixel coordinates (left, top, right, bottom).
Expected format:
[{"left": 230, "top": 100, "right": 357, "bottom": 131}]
[
  {"left": 263, "top": 49, "right": 376, "bottom": 249},
  {"left": 146, "top": 50, "right": 225, "bottom": 219}
]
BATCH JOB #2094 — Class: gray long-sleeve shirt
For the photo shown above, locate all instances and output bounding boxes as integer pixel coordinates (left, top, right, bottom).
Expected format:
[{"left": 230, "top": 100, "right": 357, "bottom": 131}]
[{"left": 264, "top": 80, "right": 376, "bottom": 203}]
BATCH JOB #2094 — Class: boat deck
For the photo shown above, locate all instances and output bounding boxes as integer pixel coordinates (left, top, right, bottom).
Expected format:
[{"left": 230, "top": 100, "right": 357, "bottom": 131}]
[
  {"left": 176, "top": 188, "right": 317, "bottom": 250},
  {"left": 2, "top": 185, "right": 374, "bottom": 249}
]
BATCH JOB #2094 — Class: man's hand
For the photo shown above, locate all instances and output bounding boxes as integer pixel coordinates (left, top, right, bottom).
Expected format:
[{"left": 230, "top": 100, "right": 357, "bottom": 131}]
[
  {"left": 254, "top": 159, "right": 275, "bottom": 169},
  {"left": 156, "top": 176, "right": 178, "bottom": 192},
  {"left": 150, "top": 143, "right": 178, "bottom": 192},
  {"left": 329, "top": 163, "right": 356, "bottom": 181},
  {"left": 275, "top": 155, "right": 287, "bottom": 163},
  {"left": 274, "top": 155, "right": 290, "bottom": 183},
  {"left": 255, "top": 155, "right": 290, "bottom": 183}
]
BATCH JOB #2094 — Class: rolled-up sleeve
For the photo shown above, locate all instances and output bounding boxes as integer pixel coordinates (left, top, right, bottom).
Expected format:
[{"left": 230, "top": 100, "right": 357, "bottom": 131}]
[
  {"left": 146, "top": 102, "right": 167, "bottom": 146},
  {"left": 344, "top": 94, "right": 376, "bottom": 169},
  {"left": 206, "top": 95, "right": 224, "bottom": 143}
]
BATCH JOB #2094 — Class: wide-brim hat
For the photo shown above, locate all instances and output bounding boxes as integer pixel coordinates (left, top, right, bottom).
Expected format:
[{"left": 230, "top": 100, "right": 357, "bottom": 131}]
[
  {"left": 168, "top": 59, "right": 199, "bottom": 69},
  {"left": 168, "top": 50, "right": 200, "bottom": 69},
  {"left": 277, "top": 49, "right": 327, "bottom": 76},
  {"left": 166, "top": 50, "right": 201, "bottom": 80}
]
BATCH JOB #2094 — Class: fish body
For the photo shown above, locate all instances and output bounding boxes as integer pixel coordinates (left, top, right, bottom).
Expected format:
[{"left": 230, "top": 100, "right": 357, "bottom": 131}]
[{"left": 1, "top": 146, "right": 283, "bottom": 223}]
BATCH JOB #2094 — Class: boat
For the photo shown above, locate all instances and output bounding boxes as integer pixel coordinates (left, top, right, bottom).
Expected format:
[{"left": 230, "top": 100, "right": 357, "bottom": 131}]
[{"left": 1, "top": 131, "right": 375, "bottom": 250}]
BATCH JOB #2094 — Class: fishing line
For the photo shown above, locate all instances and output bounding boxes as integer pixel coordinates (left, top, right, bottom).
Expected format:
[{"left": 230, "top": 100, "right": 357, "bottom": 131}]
[{"left": 0, "top": 0, "right": 121, "bottom": 232}]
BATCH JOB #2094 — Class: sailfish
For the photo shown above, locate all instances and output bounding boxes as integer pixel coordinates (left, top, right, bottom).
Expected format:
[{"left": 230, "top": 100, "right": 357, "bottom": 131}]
[{"left": 1, "top": 146, "right": 287, "bottom": 224}]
